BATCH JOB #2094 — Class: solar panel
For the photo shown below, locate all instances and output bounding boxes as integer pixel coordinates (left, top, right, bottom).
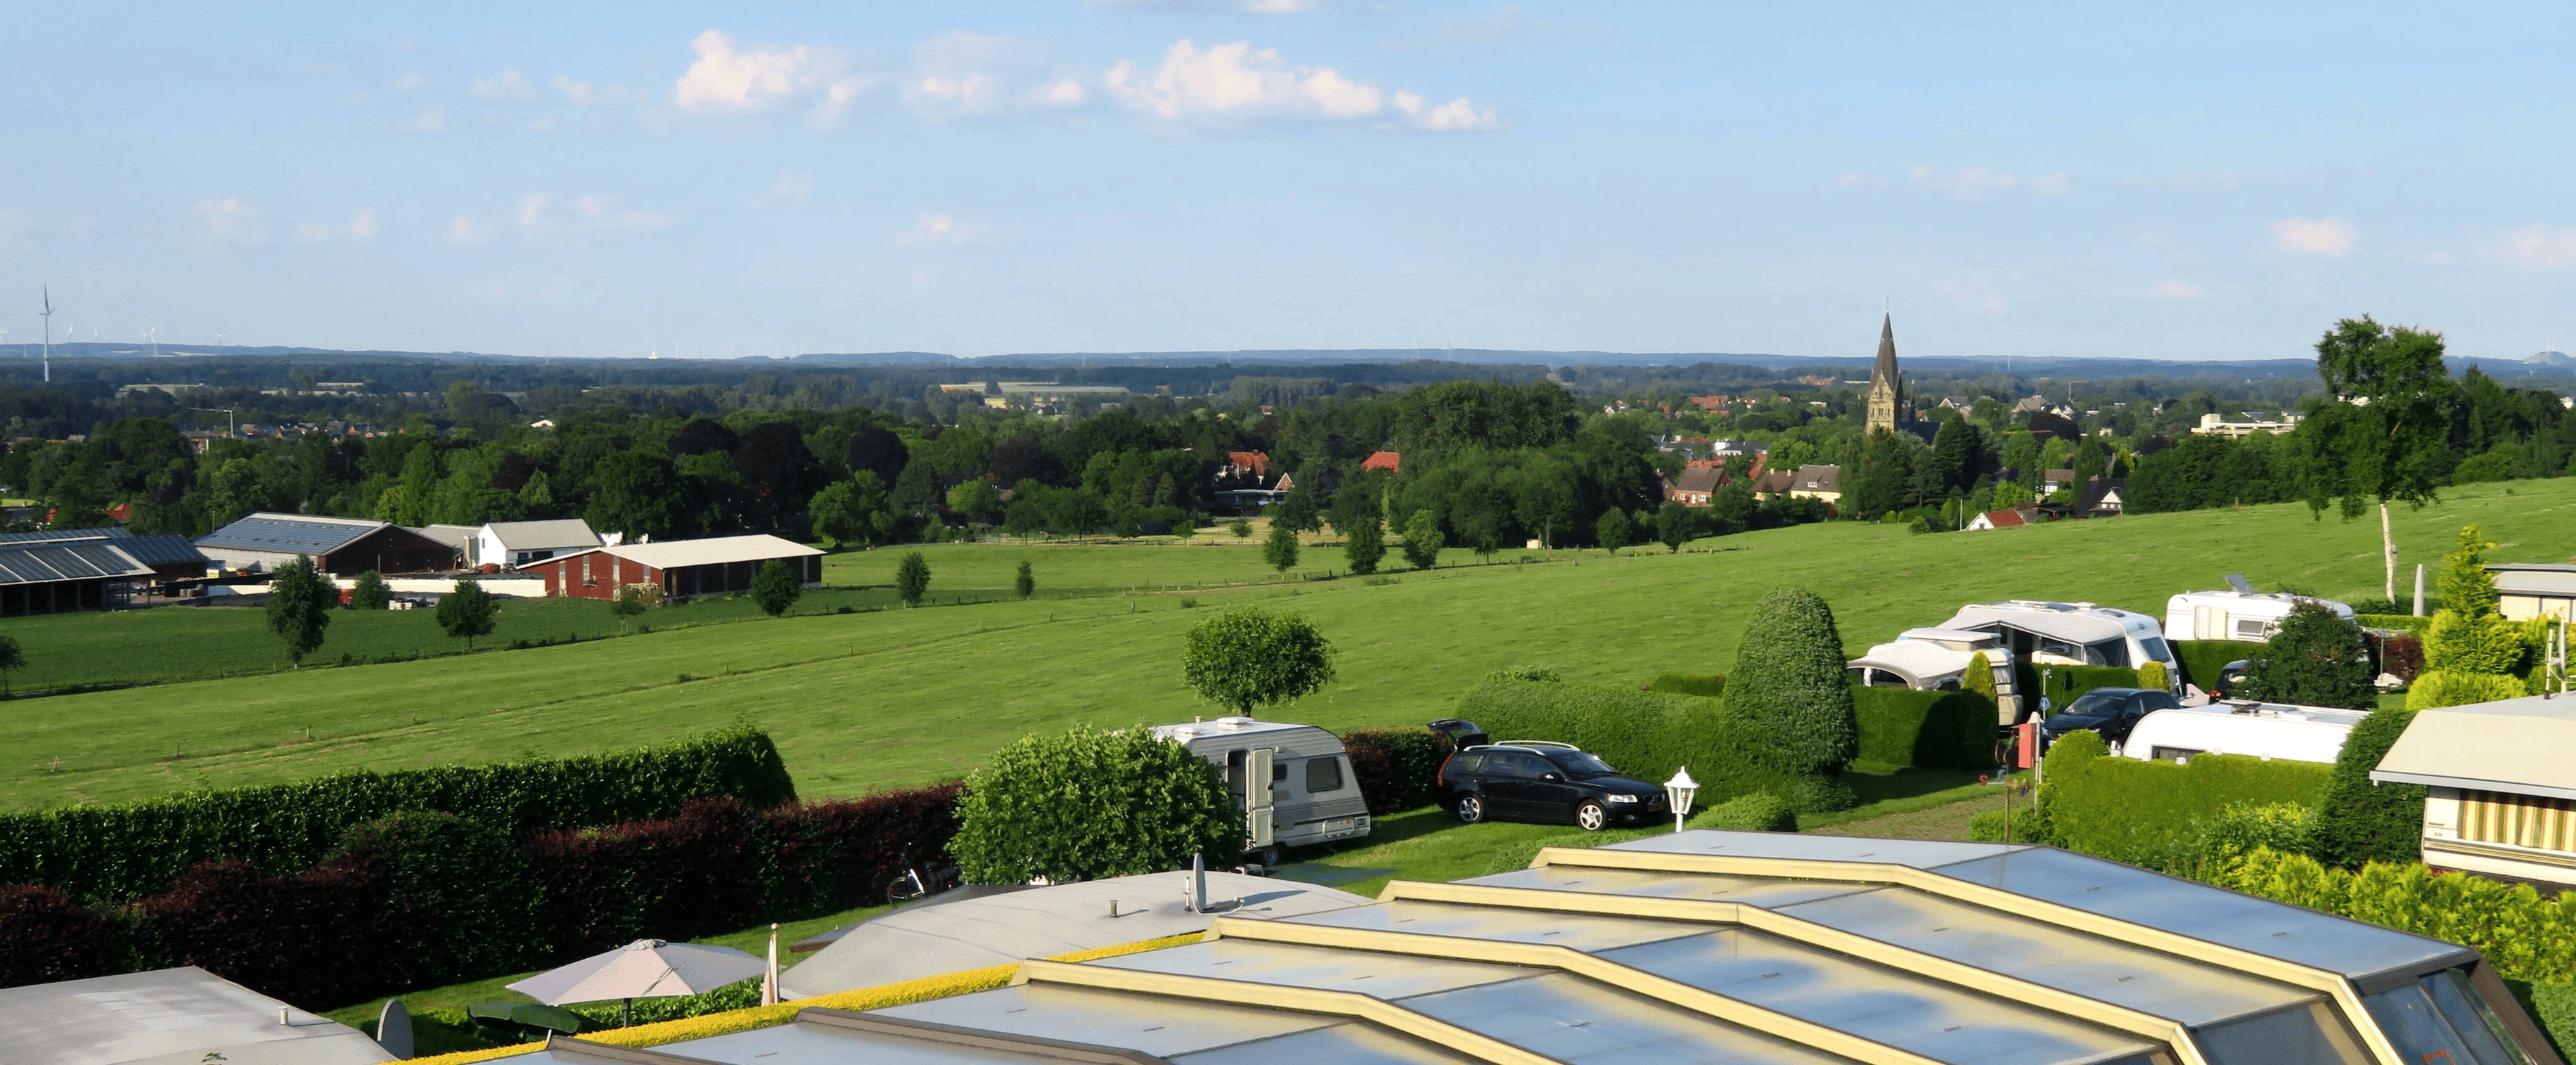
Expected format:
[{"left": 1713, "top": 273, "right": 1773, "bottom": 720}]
[
  {"left": 194, "top": 514, "right": 386, "bottom": 554},
  {"left": 0, "top": 541, "right": 154, "bottom": 586}
]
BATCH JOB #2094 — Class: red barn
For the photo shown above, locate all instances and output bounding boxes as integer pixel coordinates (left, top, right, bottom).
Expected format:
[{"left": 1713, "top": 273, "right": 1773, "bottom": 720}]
[{"left": 525, "top": 533, "right": 823, "bottom": 601}]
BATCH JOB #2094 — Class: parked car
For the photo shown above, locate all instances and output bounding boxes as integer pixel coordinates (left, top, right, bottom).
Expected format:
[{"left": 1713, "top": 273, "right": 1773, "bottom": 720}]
[
  {"left": 2037, "top": 686, "right": 2182, "bottom": 751},
  {"left": 2205, "top": 659, "right": 2251, "bottom": 699},
  {"left": 1426, "top": 719, "right": 1668, "bottom": 831}
]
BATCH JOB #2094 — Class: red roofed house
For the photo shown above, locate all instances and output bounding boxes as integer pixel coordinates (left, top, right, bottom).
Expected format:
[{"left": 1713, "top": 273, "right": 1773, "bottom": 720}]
[
  {"left": 1224, "top": 452, "right": 1270, "bottom": 480},
  {"left": 1667, "top": 467, "right": 1723, "bottom": 506},
  {"left": 1966, "top": 508, "right": 2042, "bottom": 531},
  {"left": 1361, "top": 451, "right": 1401, "bottom": 473}
]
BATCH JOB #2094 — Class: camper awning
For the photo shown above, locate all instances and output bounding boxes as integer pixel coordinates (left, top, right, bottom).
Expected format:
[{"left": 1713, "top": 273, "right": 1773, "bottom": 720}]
[{"left": 2372, "top": 694, "right": 2576, "bottom": 800}]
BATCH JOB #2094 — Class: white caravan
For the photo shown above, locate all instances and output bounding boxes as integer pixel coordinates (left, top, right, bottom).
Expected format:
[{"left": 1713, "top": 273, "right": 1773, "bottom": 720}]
[
  {"left": 2166, "top": 575, "right": 2356, "bottom": 642},
  {"left": 1847, "top": 627, "right": 2015, "bottom": 693},
  {"left": 1152, "top": 717, "right": 1370, "bottom": 865},
  {"left": 2119, "top": 701, "right": 2364, "bottom": 764},
  {"left": 1849, "top": 601, "right": 2181, "bottom": 726}
]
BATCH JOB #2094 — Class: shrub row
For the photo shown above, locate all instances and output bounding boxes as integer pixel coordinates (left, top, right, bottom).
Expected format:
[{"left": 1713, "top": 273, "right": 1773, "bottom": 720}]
[
  {"left": 2173, "top": 639, "right": 2255, "bottom": 691},
  {"left": 2036, "top": 731, "right": 2334, "bottom": 871},
  {"left": 1646, "top": 674, "right": 1727, "bottom": 698},
  {"left": 1452, "top": 678, "right": 1853, "bottom": 811},
  {"left": 0, "top": 787, "right": 963, "bottom": 1006},
  {"left": 2356, "top": 613, "right": 2433, "bottom": 634},
  {"left": 1342, "top": 727, "right": 1449, "bottom": 816},
  {"left": 0, "top": 725, "right": 797, "bottom": 904},
  {"left": 1852, "top": 688, "right": 1996, "bottom": 771},
  {"left": 2209, "top": 846, "right": 2576, "bottom": 986}
]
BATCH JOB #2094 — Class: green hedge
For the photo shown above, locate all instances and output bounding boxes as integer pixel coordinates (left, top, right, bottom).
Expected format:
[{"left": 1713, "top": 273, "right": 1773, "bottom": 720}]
[
  {"left": 2039, "top": 730, "right": 2332, "bottom": 871},
  {"left": 2039, "top": 665, "right": 2143, "bottom": 709},
  {"left": 2211, "top": 846, "right": 2576, "bottom": 986},
  {"left": 2174, "top": 639, "right": 2256, "bottom": 691},
  {"left": 1453, "top": 679, "right": 1832, "bottom": 808},
  {"left": 1343, "top": 727, "right": 1448, "bottom": 816},
  {"left": 1647, "top": 673, "right": 1726, "bottom": 698},
  {"left": 1851, "top": 687, "right": 1996, "bottom": 770},
  {"left": 2356, "top": 613, "right": 2432, "bottom": 634},
  {"left": 0, "top": 726, "right": 796, "bottom": 904}
]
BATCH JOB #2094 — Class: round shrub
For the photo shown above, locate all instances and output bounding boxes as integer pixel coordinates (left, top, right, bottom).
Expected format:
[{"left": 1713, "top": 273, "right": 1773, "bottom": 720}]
[
  {"left": 1722, "top": 590, "right": 1858, "bottom": 775},
  {"left": 330, "top": 810, "right": 539, "bottom": 984},
  {"left": 2238, "top": 599, "right": 2375, "bottom": 709},
  {"left": 2405, "top": 669, "right": 2528, "bottom": 711},
  {"left": 951, "top": 724, "right": 1240, "bottom": 884}
]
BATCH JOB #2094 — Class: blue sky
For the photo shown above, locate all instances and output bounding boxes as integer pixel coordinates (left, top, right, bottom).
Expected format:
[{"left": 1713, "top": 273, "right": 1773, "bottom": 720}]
[{"left": 5, "top": 2, "right": 2573, "bottom": 361}]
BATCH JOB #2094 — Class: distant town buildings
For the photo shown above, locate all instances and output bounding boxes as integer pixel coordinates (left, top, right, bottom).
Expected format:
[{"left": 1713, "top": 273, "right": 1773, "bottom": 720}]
[{"left": 2191, "top": 411, "right": 2303, "bottom": 438}]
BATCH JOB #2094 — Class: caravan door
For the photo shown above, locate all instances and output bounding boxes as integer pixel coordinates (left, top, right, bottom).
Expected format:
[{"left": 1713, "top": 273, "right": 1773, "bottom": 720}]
[{"left": 1244, "top": 747, "right": 1276, "bottom": 849}]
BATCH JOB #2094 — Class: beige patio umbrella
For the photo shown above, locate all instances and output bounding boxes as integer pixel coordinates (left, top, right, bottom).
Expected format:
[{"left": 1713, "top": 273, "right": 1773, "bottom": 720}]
[{"left": 506, "top": 939, "right": 767, "bottom": 1027}]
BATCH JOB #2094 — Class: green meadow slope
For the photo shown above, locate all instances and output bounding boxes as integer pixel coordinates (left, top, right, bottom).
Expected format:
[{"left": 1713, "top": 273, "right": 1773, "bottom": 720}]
[{"left": 5, "top": 481, "right": 2571, "bottom": 812}]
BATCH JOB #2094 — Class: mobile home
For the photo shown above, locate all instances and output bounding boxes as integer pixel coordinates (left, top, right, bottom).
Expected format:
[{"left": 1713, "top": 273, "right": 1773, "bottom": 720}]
[
  {"left": 2373, "top": 694, "right": 2576, "bottom": 889},
  {"left": 2119, "top": 701, "right": 2364, "bottom": 764},
  {"left": 1846, "top": 601, "right": 2179, "bottom": 726},
  {"left": 2166, "top": 588, "right": 2356, "bottom": 642},
  {"left": 1151, "top": 717, "right": 1370, "bottom": 865}
]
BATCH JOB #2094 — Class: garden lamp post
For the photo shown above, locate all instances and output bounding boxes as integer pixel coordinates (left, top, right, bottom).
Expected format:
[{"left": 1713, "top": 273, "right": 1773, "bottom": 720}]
[{"left": 1664, "top": 767, "right": 1697, "bottom": 834}]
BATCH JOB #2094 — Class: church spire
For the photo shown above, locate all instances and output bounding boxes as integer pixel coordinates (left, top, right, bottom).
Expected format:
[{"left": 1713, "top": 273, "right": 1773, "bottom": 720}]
[
  {"left": 1865, "top": 312, "right": 1907, "bottom": 436},
  {"left": 1872, "top": 312, "right": 1898, "bottom": 387}
]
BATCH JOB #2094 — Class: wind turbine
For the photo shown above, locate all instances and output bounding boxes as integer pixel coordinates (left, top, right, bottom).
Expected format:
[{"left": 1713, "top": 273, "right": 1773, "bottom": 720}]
[
  {"left": 144, "top": 327, "right": 157, "bottom": 358},
  {"left": 38, "top": 286, "right": 54, "bottom": 383}
]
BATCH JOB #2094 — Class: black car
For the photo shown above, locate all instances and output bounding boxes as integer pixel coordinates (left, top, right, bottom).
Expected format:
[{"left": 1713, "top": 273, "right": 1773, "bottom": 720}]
[
  {"left": 2037, "top": 686, "right": 2182, "bottom": 750},
  {"left": 1428, "top": 719, "right": 1667, "bottom": 832}
]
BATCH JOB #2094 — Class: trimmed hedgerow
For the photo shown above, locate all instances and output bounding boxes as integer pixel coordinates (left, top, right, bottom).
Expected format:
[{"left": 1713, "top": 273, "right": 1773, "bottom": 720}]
[
  {"left": 2305, "top": 709, "right": 2426, "bottom": 869},
  {"left": 2039, "top": 730, "right": 2332, "bottom": 871},
  {"left": 1693, "top": 792, "right": 1797, "bottom": 832},
  {"left": 332, "top": 811, "right": 541, "bottom": 986},
  {"left": 1647, "top": 673, "right": 1727, "bottom": 698},
  {"left": 1343, "top": 727, "right": 1447, "bottom": 816},
  {"left": 0, "top": 883, "right": 128, "bottom": 987},
  {"left": 2173, "top": 639, "right": 2256, "bottom": 692},
  {"left": 1723, "top": 590, "right": 1857, "bottom": 776},
  {"left": 2209, "top": 847, "right": 2576, "bottom": 986},
  {"left": 0, "top": 725, "right": 796, "bottom": 905},
  {"left": 1850, "top": 688, "right": 1996, "bottom": 771},
  {"left": 2357, "top": 613, "right": 2433, "bottom": 634}
]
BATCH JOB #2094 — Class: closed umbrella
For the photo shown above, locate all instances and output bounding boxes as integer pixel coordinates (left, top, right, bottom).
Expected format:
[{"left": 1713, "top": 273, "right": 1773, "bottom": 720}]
[{"left": 507, "top": 939, "right": 768, "bottom": 1026}]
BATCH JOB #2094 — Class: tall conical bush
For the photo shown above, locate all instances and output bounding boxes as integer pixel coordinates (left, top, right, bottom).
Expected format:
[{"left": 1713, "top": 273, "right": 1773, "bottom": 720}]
[{"left": 1723, "top": 589, "right": 1858, "bottom": 776}]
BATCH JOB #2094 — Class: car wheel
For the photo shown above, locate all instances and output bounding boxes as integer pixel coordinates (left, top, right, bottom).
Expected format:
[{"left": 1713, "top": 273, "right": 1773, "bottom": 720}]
[
  {"left": 1456, "top": 794, "right": 1486, "bottom": 824},
  {"left": 1575, "top": 800, "right": 1607, "bottom": 832}
]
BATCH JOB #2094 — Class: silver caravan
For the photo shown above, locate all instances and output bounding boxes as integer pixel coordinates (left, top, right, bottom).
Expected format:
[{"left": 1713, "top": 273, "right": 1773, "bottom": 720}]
[
  {"left": 1152, "top": 717, "right": 1370, "bottom": 865},
  {"left": 1848, "top": 601, "right": 2181, "bottom": 726},
  {"left": 2165, "top": 589, "right": 2356, "bottom": 642}
]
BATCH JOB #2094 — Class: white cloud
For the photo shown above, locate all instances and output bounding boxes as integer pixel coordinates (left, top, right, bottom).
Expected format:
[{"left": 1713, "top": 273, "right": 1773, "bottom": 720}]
[
  {"left": 672, "top": 30, "right": 875, "bottom": 129},
  {"left": 1940, "top": 278, "right": 2007, "bottom": 312},
  {"left": 2028, "top": 172, "right": 2071, "bottom": 196},
  {"left": 391, "top": 72, "right": 427, "bottom": 91},
  {"left": 1243, "top": 0, "right": 1323, "bottom": 12},
  {"left": 470, "top": 69, "right": 538, "bottom": 100},
  {"left": 295, "top": 209, "right": 380, "bottom": 244},
  {"left": 517, "top": 192, "right": 673, "bottom": 233},
  {"left": 2498, "top": 224, "right": 2576, "bottom": 270},
  {"left": 1899, "top": 165, "right": 2072, "bottom": 201},
  {"left": 2148, "top": 280, "right": 2205, "bottom": 300},
  {"left": 1103, "top": 39, "right": 1494, "bottom": 131},
  {"left": 902, "top": 33, "right": 1097, "bottom": 121},
  {"left": 192, "top": 198, "right": 266, "bottom": 244},
  {"left": 1024, "top": 77, "right": 1090, "bottom": 108},
  {"left": 444, "top": 216, "right": 494, "bottom": 244},
  {"left": 555, "top": 76, "right": 646, "bottom": 106},
  {"left": 401, "top": 105, "right": 447, "bottom": 134},
  {"left": 2269, "top": 216, "right": 2356, "bottom": 257},
  {"left": 1836, "top": 171, "right": 1887, "bottom": 190},
  {"left": 771, "top": 169, "right": 813, "bottom": 203},
  {"left": 894, "top": 212, "right": 993, "bottom": 247}
]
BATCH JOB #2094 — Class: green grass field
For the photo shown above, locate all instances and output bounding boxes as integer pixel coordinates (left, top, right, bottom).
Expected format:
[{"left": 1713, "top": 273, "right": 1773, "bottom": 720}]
[{"left": 5, "top": 481, "right": 2572, "bottom": 812}]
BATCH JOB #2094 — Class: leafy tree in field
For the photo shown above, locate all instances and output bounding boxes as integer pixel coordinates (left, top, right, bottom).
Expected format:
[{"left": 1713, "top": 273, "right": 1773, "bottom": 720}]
[
  {"left": 892, "top": 457, "right": 940, "bottom": 517},
  {"left": 1655, "top": 501, "right": 1693, "bottom": 552},
  {"left": 810, "top": 475, "right": 890, "bottom": 548},
  {"left": 2293, "top": 316, "right": 2455, "bottom": 603},
  {"left": 1401, "top": 508, "right": 1443, "bottom": 570},
  {"left": 349, "top": 570, "right": 391, "bottom": 610},
  {"left": 1181, "top": 607, "right": 1337, "bottom": 716},
  {"left": 1722, "top": 589, "right": 1858, "bottom": 775},
  {"left": 611, "top": 584, "right": 649, "bottom": 631},
  {"left": 1015, "top": 560, "right": 1035, "bottom": 599},
  {"left": 1595, "top": 507, "right": 1631, "bottom": 553},
  {"left": 436, "top": 577, "right": 499, "bottom": 649},
  {"left": 266, "top": 556, "right": 336, "bottom": 667},
  {"left": 2237, "top": 599, "right": 2375, "bottom": 709},
  {"left": 1275, "top": 484, "right": 1322, "bottom": 533},
  {"left": 894, "top": 550, "right": 931, "bottom": 607},
  {"left": 1227, "top": 517, "right": 1253, "bottom": 538},
  {"left": 0, "top": 634, "right": 25, "bottom": 695},
  {"left": 1262, "top": 522, "right": 1299, "bottom": 573},
  {"left": 947, "top": 478, "right": 1002, "bottom": 524},
  {"left": 750, "top": 559, "right": 803, "bottom": 617},
  {"left": 2306, "top": 708, "right": 2426, "bottom": 868},
  {"left": 951, "top": 724, "right": 1240, "bottom": 883},
  {"left": 1342, "top": 514, "right": 1384, "bottom": 575}
]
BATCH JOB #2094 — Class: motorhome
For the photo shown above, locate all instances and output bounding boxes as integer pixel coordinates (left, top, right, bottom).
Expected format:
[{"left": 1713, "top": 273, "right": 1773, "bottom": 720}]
[
  {"left": 2166, "top": 579, "right": 2355, "bottom": 642},
  {"left": 2118, "top": 701, "right": 2364, "bottom": 764},
  {"left": 1938, "top": 600, "right": 2179, "bottom": 676},
  {"left": 1846, "top": 627, "right": 2018, "bottom": 709},
  {"left": 1151, "top": 717, "right": 1369, "bottom": 866}
]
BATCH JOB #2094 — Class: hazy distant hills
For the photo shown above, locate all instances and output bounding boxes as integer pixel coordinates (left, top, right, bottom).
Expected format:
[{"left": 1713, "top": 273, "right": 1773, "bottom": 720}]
[{"left": 7, "top": 341, "right": 2571, "bottom": 383}]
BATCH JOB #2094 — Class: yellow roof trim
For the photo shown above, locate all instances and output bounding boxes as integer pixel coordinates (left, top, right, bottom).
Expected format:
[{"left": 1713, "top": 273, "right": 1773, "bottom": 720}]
[{"left": 1014, "top": 959, "right": 1563, "bottom": 1065}]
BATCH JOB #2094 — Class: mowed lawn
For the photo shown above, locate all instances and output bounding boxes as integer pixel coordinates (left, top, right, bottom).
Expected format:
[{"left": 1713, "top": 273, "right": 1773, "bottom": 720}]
[{"left": 4, "top": 481, "right": 2572, "bottom": 811}]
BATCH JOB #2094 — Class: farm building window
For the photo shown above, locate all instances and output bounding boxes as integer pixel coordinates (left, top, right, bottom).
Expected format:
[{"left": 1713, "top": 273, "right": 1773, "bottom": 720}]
[{"left": 582, "top": 555, "right": 592, "bottom": 585}]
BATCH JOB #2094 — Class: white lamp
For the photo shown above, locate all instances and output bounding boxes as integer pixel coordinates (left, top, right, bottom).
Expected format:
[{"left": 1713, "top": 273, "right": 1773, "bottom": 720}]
[{"left": 1664, "top": 767, "right": 1698, "bottom": 834}]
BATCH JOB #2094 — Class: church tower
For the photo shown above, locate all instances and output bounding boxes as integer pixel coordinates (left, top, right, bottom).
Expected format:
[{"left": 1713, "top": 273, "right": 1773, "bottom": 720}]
[{"left": 1864, "top": 312, "right": 1908, "bottom": 436}]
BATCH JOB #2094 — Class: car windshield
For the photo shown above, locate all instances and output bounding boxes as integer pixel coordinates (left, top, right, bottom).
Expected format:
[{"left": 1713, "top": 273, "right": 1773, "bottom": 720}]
[
  {"left": 2061, "top": 690, "right": 2127, "bottom": 719},
  {"left": 1546, "top": 750, "right": 1617, "bottom": 776}
]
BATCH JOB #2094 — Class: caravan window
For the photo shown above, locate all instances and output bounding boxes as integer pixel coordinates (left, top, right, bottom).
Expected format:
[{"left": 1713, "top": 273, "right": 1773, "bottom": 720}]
[
  {"left": 2085, "top": 638, "right": 2131, "bottom": 668},
  {"left": 2150, "top": 746, "right": 2202, "bottom": 762},
  {"left": 2138, "top": 636, "right": 2171, "bottom": 666},
  {"left": 2233, "top": 618, "right": 2272, "bottom": 640},
  {"left": 1305, "top": 757, "right": 1344, "bottom": 793}
]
